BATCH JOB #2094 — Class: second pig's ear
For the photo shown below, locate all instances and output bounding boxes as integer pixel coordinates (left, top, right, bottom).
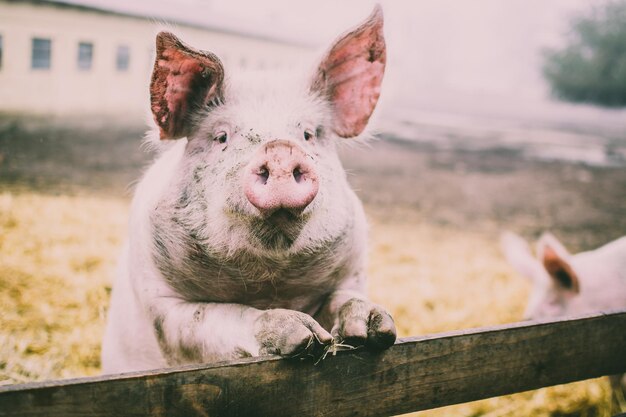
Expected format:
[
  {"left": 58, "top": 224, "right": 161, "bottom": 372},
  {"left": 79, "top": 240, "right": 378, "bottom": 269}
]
[
  {"left": 537, "top": 233, "right": 580, "bottom": 294},
  {"left": 500, "top": 231, "right": 546, "bottom": 283},
  {"left": 311, "top": 5, "right": 386, "bottom": 138},
  {"left": 150, "top": 32, "right": 224, "bottom": 140}
]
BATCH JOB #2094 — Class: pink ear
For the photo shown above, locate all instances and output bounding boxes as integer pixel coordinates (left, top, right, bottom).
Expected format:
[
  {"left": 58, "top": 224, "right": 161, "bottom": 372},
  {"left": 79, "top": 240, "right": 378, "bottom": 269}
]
[
  {"left": 542, "top": 244, "right": 580, "bottom": 294},
  {"left": 150, "top": 32, "right": 224, "bottom": 140},
  {"left": 312, "top": 5, "right": 386, "bottom": 138}
]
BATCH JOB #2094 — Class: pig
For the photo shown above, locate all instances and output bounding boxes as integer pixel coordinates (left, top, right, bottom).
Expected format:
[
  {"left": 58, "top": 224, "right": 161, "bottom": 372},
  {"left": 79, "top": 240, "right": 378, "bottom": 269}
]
[
  {"left": 500, "top": 231, "right": 626, "bottom": 319},
  {"left": 501, "top": 231, "right": 626, "bottom": 400},
  {"left": 101, "top": 6, "right": 396, "bottom": 374}
]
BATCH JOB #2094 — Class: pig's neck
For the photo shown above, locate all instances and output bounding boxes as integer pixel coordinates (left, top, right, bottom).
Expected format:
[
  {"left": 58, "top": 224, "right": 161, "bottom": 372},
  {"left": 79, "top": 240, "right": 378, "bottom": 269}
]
[{"left": 150, "top": 215, "right": 358, "bottom": 314}]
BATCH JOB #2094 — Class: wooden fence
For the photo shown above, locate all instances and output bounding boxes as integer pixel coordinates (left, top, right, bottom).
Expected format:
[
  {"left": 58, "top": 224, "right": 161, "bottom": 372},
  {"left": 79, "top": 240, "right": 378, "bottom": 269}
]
[{"left": 1, "top": 310, "right": 625, "bottom": 417}]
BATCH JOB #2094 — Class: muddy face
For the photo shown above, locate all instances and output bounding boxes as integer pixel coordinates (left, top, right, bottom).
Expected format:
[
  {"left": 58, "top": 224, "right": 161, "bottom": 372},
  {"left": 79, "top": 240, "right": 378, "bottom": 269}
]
[{"left": 170, "top": 83, "right": 347, "bottom": 252}]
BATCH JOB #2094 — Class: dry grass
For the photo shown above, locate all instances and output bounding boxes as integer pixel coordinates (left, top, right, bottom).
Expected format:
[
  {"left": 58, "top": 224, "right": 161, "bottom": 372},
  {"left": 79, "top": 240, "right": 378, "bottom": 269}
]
[
  {"left": 0, "top": 191, "right": 616, "bottom": 416},
  {"left": 0, "top": 192, "right": 127, "bottom": 382}
]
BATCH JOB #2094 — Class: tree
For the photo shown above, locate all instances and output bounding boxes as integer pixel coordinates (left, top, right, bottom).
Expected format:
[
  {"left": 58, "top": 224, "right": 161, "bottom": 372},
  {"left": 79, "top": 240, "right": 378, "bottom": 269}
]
[{"left": 543, "top": 1, "right": 626, "bottom": 107}]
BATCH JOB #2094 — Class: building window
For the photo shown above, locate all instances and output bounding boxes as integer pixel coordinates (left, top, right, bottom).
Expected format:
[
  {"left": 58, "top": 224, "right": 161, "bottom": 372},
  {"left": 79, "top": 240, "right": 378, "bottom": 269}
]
[
  {"left": 116, "top": 45, "right": 130, "bottom": 71},
  {"left": 32, "top": 38, "right": 51, "bottom": 69},
  {"left": 78, "top": 42, "right": 93, "bottom": 70}
]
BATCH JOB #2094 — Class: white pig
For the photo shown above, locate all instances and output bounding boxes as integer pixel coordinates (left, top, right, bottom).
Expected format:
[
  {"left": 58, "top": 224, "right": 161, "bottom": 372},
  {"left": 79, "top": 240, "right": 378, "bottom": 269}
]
[
  {"left": 501, "top": 231, "right": 626, "bottom": 319},
  {"left": 501, "top": 231, "right": 626, "bottom": 399},
  {"left": 101, "top": 6, "right": 396, "bottom": 374}
]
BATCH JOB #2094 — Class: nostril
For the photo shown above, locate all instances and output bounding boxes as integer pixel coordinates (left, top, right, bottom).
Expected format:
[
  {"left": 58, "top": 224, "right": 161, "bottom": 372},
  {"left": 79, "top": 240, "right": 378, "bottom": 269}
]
[
  {"left": 258, "top": 165, "right": 269, "bottom": 184},
  {"left": 292, "top": 166, "right": 303, "bottom": 183}
]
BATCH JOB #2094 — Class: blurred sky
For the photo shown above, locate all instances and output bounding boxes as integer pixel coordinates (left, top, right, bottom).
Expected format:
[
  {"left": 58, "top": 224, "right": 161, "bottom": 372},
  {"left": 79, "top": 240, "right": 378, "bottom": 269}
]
[
  {"left": 217, "top": 0, "right": 596, "bottom": 101},
  {"left": 60, "top": 0, "right": 626, "bottom": 128}
]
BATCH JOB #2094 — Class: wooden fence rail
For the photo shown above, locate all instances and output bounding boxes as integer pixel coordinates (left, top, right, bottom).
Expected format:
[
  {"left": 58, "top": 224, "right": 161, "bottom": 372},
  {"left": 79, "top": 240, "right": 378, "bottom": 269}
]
[{"left": 1, "top": 310, "right": 625, "bottom": 417}]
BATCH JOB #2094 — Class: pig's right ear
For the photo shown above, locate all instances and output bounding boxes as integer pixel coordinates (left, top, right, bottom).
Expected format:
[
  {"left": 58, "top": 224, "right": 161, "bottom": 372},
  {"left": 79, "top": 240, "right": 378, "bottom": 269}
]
[
  {"left": 311, "top": 5, "right": 386, "bottom": 138},
  {"left": 150, "top": 32, "right": 224, "bottom": 140},
  {"left": 537, "top": 233, "right": 580, "bottom": 293}
]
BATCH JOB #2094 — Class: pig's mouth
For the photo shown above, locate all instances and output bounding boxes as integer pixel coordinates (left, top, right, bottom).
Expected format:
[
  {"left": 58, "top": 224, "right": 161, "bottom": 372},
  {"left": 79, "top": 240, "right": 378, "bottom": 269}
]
[{"left": 248, "top": 208, "right": 310, "bottom": 250}]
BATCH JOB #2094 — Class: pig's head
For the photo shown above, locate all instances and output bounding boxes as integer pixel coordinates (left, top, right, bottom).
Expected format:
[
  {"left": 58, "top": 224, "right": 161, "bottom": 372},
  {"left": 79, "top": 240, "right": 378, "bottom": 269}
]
[
  {"left": 148, "top": 7, "right": 385, "bottom": 253},
  {"left": 500, "top": 231, "right": 624, "bottom": 319}
]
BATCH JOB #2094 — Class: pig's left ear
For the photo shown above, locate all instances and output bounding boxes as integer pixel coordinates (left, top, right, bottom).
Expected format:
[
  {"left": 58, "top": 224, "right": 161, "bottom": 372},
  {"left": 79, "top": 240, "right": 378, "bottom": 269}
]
[
  {"left": 500, "top": 231, "right": 545, "bottom": 283},
  {"left": 150, "top": 32, "right": 225, "bottom": 140},
  {"left": 311, "top": 5, "right": 386, "bottom": 138},
  {"left": 537, "top": 233, "right": 580, "bottom": 294}
]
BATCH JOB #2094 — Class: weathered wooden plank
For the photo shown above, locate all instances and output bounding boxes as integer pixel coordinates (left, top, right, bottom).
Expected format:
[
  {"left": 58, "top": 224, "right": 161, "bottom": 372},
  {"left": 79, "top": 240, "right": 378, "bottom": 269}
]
[{"left": 1, "top": 310, "right": 625, "bottom": 417}]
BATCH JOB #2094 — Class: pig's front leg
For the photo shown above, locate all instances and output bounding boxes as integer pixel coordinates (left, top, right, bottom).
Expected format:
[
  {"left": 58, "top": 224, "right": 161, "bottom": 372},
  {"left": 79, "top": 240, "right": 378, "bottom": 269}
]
[
  {"left": 254, "top": 309, "right": 333, "bottom": 356},
  {"left": 148, "top": 296, "right": 333, "bottom": 364},
  {"left": 317, "top": 288, "right": 397, "bottom": 351}
]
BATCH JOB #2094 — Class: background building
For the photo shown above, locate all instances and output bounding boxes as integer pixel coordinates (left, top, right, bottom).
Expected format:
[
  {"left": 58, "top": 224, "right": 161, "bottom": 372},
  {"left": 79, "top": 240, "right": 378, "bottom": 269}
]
[{"left": 0, "top": 0, "right": 312, "bottom": 116}]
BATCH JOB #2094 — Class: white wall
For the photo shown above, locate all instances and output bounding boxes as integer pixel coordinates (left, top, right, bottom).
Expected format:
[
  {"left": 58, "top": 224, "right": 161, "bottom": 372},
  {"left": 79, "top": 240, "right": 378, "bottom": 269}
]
[{"left": 0, "top": 1, "right": 312, "bottom": 116}]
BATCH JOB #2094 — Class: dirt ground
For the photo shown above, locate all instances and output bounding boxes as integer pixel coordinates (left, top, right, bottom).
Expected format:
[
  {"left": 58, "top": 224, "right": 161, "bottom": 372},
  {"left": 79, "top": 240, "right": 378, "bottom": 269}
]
[
  {"left": 3, "top": 115, "right": 624, "bottom": 249},
  {"left": 343, "top": 137, "right": 626, "bottom": 251},
  {"left": 1, "top": 115, "right": 625, "bottom": 416}
]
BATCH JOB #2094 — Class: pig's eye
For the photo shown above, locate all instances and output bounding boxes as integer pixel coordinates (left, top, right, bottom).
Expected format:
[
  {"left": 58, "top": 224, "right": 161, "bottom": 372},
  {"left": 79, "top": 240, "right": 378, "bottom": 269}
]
[
  {"left": 214, "top": 131, "right": 228, "bottom": 144},
  {"left": 303, "top": 129, "right": 315, "bottom": 141}
]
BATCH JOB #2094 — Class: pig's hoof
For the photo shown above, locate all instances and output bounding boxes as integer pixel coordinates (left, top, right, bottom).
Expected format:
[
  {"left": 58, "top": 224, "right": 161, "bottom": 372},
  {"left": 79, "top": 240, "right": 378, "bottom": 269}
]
[
  {"left": 254, "top": 309, "right": 333, "bottom": 357},
  {"left": 333, "top": 298, "right": 396, "bottom": 351}
]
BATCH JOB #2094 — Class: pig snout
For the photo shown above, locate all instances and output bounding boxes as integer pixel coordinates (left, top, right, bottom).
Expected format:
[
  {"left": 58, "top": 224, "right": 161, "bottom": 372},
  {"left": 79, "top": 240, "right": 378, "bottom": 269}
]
[{"left": 244, "top": 140, "right": 319, "bottom": 216}]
